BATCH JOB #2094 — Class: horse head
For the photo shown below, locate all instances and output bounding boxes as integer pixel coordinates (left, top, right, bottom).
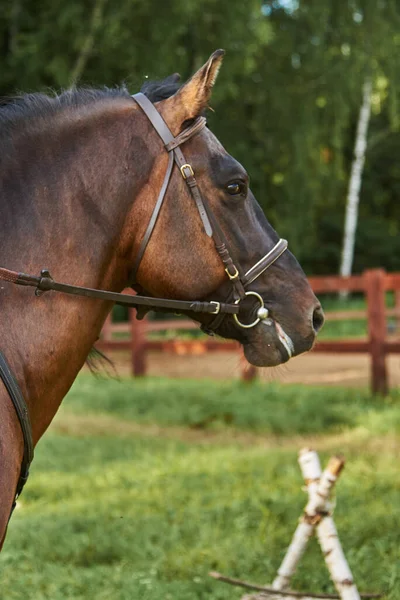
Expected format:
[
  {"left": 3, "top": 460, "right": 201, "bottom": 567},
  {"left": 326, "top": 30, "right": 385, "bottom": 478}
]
[{"left": 126, "top": 50, "right": 324, "bottom": 366}]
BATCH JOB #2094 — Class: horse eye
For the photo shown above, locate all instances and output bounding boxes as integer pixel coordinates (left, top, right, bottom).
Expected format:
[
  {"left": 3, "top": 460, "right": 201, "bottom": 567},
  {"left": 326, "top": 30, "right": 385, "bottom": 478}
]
[{"left": 226, "top": 182, "right": 246, "bottom": 196}]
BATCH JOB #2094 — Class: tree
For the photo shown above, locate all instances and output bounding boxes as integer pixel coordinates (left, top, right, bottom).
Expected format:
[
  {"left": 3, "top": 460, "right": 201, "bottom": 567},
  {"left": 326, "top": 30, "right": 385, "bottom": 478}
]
[
  {"left": 1, "top": 0, "right": 400, "bottom": 275},
  {"left": 340, "top": 77, "right": 372, "bottom": 280}
]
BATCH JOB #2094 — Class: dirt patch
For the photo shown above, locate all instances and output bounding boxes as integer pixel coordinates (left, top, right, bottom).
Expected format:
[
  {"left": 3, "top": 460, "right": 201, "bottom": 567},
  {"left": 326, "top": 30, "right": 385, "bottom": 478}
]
[{"left": 93, "top": 349, "right": 400, "bottom": 388}]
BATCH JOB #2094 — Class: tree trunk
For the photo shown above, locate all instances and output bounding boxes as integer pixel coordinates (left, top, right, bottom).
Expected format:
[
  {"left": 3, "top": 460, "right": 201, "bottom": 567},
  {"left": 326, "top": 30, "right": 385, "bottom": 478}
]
[{"left": 339, "top": 78, "right": 372, "bottom": 288}]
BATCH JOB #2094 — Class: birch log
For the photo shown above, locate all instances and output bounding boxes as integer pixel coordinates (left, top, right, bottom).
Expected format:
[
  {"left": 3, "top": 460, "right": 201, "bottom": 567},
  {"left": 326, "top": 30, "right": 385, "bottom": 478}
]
[
  {"left": 239, "top": 450, "right": 364, "bottom": 600},
  {"left": 250, "top": 451, "right": 346, "bottom": 600},
  {"left": 271, "top": 450, "right": 323, "bottom": 591},
  {"left": 302, "top": 455, "right": 345, "bottom": 518},
  {"left": 339, "top": 78, "right": 372, "bottom": 282},
  {"left": 270, "top": 451, "right": 344, "bottom": 593},
  {"left": 301, "top": 455, "right": 360, "bottom": 600},
  {"left": 316, "top": 517, "right": 360, "bottom": 600}
]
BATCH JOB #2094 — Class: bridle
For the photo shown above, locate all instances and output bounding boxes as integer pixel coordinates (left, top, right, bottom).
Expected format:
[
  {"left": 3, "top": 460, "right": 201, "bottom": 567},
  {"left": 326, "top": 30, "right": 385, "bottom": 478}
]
[
  {"left": 0, "top": 93, "right": 287, "bottom": 331},
  {"left": 0, "top": 92, "right": 288, "bottom": 513},
  {"left": 0, "top": 93, "right": 287, "bottom": 329},
  {"left": 129, "top": 93, "right": 288, "bottom": 332}
]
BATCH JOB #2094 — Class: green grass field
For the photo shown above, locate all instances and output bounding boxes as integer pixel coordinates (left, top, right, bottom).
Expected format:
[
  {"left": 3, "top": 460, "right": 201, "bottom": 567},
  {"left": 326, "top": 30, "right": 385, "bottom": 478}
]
[{"left": 1, "top": 376, "right": 399, "bottom": 599}]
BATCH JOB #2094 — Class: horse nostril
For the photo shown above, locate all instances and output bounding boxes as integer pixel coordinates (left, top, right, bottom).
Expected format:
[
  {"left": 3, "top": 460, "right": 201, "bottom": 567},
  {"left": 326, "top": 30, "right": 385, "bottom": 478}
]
[{"left": 312, "top": 304, "right": 325, "bottom": 334}]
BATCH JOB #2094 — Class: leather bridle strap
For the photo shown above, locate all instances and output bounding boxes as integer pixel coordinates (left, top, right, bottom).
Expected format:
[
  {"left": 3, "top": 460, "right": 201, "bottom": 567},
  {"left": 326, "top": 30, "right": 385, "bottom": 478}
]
[
  {"left": 132, "top": 93, "right": 212, "bottom": 238},
  {"left": 242, "top": 238, "right": 288, "bottom": 286},
  {"left": 0, "top": 267, "right": 238, "bottom": 316},
  {"left": 203, "top": 238, "right": 289, "bottom": 333},
  {"left": 130, "top": 93, "right": 243, "bottom": 296},
  {"left": 130, "top": 151, "right": 174, "bottom": 281},
  {"left": 0, "top": 351, "right": 33, "bottom": 516}
]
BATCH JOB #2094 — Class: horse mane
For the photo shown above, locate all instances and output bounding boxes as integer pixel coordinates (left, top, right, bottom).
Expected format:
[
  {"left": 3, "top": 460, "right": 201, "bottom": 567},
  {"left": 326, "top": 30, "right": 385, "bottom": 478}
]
[
  {"left": 0, "top": 75, "right": 182, "bottom": 374},
  {"left": 0, "top": 75, "right": 183, "bottom": 373},
  {"left": 0, "top": 74, "right": 181, "bottom": 145}
]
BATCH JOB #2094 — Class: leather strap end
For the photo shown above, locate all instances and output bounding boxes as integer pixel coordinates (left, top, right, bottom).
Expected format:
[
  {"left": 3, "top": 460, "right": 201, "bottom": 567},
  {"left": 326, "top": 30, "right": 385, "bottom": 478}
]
[
  {"left": 0, "top": 267, "right": 19, "bottom": 283},
  {"left": 203, "top": 219, "right": 213, "bottom": 238}
]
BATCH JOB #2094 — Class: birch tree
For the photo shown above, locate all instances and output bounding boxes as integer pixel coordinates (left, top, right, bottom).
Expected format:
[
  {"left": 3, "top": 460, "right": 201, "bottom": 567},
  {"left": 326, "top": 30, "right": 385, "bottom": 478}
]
[{"left": 339, "top": 78, "right": 373, "bottom": 280}]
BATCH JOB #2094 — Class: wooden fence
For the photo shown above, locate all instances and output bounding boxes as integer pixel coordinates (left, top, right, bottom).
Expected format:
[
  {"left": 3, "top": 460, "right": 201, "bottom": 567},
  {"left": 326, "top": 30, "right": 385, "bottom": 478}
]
[{"left": 97, "top": 269, "right": 400, "bottom": 394}]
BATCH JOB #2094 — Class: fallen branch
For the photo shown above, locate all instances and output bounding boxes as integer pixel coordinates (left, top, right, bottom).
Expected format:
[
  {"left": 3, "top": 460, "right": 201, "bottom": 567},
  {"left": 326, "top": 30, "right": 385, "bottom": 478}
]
[{"left": 209, "top": 572, "right": 383, "bottom": 599}]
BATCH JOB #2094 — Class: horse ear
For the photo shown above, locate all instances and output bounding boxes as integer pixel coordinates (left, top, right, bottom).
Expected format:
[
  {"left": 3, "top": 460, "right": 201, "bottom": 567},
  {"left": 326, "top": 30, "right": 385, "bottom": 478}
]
[{"left": 159, "top": 49, "right": 225, "bottom": 133}]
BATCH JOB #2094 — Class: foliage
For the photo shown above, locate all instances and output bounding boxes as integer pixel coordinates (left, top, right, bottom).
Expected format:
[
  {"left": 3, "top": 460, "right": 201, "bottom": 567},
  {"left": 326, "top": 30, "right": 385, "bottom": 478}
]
[
  {"left": 1, "top": 1, "right": 400, "bottom": 273},
  {"left": 1, "top": 376, "right": 399, "bottom": 598}
]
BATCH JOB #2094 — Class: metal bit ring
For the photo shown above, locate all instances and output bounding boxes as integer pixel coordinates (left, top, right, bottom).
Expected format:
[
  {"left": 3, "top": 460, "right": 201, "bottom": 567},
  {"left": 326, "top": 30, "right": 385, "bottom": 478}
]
[{"left": 233, "top": 291, "right": 268, "bottom": 329}]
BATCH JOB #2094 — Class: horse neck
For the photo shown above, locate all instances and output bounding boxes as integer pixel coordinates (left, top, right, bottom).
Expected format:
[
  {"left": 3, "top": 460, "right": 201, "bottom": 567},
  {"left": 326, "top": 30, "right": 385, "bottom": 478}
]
[{"left": 0, "top": 100, "right": 150, "bottom": 444}]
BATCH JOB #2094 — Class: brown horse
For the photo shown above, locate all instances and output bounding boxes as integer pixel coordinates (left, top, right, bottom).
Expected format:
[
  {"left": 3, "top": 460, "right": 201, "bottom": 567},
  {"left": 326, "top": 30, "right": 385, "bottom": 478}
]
[{"left": 0, "top": 51, "right": 323, "bottom": 547}]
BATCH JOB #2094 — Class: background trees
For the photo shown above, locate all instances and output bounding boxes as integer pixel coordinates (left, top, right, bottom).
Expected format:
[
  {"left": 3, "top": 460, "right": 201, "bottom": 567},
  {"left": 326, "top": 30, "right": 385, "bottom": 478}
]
[{"left": 1, "top": 0, "right": 400, "bottom": 275}]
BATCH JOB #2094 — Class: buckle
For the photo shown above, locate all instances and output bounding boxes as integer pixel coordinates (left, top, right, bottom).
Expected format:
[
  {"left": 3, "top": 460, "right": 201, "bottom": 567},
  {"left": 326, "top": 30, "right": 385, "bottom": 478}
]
[
  {"left": 180, "top": 164, "right": 194, "bottom": 179},
  {"left": 225, "top": 265, "right": 239, "bottom": 281},
  {"left": 209, "top": 301, "right": 220, "bottom": 315}
]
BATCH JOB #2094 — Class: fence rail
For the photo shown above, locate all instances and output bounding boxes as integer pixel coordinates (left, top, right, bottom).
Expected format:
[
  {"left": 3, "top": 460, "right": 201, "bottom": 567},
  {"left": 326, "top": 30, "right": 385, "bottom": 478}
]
[{"left": 97, "top": 268, "right": 400, "bottom": 394}]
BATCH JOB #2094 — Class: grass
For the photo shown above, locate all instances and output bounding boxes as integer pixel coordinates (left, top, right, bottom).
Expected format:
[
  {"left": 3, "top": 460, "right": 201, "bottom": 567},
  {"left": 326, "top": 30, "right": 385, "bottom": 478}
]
[
  {"left": 63, "top": 376, "right": 400, "bottom": 435},
  {"left": 1, "top": 375, "right": 399, "bottom": 599}
]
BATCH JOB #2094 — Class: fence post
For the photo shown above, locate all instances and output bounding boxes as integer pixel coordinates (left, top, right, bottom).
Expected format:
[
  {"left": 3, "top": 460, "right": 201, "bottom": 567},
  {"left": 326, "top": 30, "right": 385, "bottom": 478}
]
[
  {"left": 395, "top": 290, "right": 400, "bottom": 332},
  {"left": 365, "top": 269, "right": 388, "bottom": 395},
  {"left": 241, "top": 354, "right": 257, "bottom": 382},
  {"left": 130, "top": 310, "right": 146, "bottom": 376}
]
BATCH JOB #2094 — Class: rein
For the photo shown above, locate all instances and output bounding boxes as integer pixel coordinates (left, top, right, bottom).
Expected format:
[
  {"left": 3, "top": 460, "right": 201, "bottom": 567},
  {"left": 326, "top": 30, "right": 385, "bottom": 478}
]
[
  {"left": 0, "top": 92, "right": 288, "bottom": 515},
  {"left": 0, "top": 266, "right": 238, "bottom": 316},
  {"left": 0, "top": 352, "right": 33, "bottom": 518}
]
